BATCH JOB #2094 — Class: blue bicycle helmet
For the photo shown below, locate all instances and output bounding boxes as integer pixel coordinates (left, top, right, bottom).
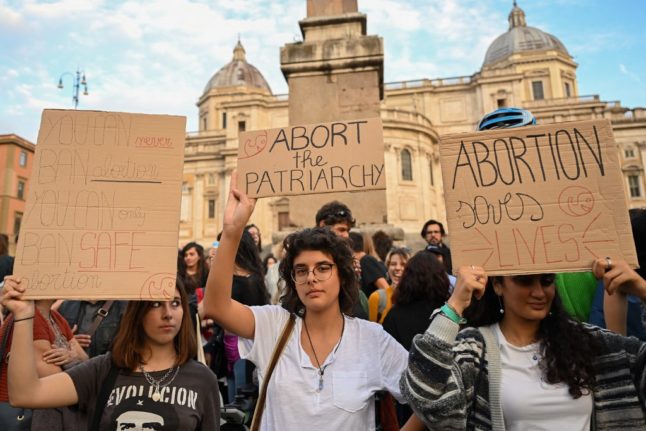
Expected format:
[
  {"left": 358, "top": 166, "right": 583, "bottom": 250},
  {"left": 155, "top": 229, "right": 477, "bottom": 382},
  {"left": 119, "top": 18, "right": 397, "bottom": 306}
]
[{"left": 477, "top": 107, "right": 536, "bottom": 131}]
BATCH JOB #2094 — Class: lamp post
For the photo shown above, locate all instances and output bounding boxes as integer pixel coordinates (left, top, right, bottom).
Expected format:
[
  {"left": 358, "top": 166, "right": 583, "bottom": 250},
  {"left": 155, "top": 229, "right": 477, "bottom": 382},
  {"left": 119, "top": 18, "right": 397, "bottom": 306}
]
[{"left": 57, "top": 69, "right": 88, "bottom": 109}]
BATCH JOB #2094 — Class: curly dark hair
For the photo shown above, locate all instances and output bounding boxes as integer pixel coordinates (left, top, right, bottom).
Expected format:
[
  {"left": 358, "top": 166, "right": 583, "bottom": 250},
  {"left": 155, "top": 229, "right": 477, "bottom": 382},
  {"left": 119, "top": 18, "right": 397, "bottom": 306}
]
[
  {"left": 392, "top": 251, "right": 449, "bottom": 306},
  {"left": 464, "top": 276, "right": 602, "bottom": 398},
  {"left": 279, "top": 227, "right": 358, "bottom": 315},
  {"left": 314, "top": 201, "right": 355, "bottom": 228}
]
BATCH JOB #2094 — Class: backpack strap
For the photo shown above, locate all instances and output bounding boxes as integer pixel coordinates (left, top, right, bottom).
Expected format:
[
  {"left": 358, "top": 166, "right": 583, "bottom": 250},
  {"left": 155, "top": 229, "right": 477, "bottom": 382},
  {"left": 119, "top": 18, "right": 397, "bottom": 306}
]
[
  {"left": 89, "top": 358, "right": 120, "bottom": 431},
  {"left": 84, "top": 301, "right": 115, "bottom": 340}
]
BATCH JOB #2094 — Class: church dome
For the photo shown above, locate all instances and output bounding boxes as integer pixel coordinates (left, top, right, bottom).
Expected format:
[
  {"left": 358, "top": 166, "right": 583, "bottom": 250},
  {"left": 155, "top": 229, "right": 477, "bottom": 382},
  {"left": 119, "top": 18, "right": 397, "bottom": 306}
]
[
  {"left": 483, "top": 2, "right": 569, "bottom": 68},
  {"left": 203, "top": 41, "right": 272, "bottom": 93}
]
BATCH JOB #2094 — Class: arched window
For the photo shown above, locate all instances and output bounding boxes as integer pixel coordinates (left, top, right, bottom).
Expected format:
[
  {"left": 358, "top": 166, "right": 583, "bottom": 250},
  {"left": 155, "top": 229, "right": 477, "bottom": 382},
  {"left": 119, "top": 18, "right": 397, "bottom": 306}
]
[{"left": 401, "top": 149, "right": 413, "bottom": 181}]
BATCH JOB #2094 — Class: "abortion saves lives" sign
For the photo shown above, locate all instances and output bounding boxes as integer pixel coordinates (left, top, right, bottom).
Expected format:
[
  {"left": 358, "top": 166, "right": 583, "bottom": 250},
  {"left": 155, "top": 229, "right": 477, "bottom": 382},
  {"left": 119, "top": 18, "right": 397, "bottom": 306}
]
[{"left": 440, "top": 119, "right": 637, "bottom": 275}]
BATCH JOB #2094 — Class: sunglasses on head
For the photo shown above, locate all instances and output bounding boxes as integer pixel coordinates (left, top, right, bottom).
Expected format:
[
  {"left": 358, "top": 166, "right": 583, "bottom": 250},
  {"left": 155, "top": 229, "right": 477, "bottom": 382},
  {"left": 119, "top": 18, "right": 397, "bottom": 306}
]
[
  {"left": 510, "top": 274, "right": 556, "bottom": 287},
  {"left": 325, "top": 210, "right": 352, "bottom": 220}
]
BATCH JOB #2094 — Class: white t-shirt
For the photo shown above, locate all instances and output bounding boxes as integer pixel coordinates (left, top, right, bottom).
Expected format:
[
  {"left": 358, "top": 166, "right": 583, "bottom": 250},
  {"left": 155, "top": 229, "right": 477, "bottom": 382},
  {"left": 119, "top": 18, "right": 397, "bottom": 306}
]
[
  {"left": 494, "top": 323, "right": 593, "bottom": 431},
  {"left": 239, "top": 305, "right": 408, "bottom": 431}
]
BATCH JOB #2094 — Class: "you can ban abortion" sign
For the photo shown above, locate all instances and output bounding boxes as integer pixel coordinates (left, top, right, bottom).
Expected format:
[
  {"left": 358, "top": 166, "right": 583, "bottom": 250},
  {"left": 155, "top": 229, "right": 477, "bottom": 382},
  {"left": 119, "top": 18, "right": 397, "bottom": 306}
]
[{"left": 15, "top": 109, "right": 185, "bottom": 300}]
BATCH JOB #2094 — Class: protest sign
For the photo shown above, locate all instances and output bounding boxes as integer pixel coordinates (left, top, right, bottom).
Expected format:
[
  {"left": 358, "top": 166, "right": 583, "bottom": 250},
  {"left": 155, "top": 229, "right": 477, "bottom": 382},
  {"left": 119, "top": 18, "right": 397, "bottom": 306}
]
[
  {"left": 440, "top": 119, "right": 637, "bottom": 275},
  {"left": 236, "top": 118, "right": 385, "bottom": 198},
  {"left": 14, "top": 109, "right": 186, "bottom": 300}
]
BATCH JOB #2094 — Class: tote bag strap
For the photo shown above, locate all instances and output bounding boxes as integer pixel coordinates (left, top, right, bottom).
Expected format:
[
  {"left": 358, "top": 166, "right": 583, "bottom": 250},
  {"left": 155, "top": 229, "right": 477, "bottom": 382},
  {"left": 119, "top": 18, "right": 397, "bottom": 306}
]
[{"left": 250, "top": 313, "right": 296, "bottom": 431}]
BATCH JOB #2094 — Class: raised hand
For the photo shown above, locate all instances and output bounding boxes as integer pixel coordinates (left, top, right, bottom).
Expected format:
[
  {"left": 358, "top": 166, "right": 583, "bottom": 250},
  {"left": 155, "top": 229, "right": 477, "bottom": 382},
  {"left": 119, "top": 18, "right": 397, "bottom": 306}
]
[
  {"left": 447, "top": 265, "right": 488, "bottom": 316},
  {"left": 222, "top": 169, "right": 257, "bottom": 234},
  {"left": 1, "top": 276, "right": 35, "bottom": 319},
  {"left": 592, "top": 257, "right": 646, "bottom": 300}
]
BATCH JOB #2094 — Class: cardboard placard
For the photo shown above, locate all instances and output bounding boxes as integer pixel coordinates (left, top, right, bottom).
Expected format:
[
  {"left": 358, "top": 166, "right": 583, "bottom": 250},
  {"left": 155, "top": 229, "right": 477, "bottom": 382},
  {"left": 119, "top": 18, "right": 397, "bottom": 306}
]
[
  {"left": 236, "top": 118, "right": 385, "bottom": 198},
  {"left": 440, "top": 119, "right": 637, "bottom": 275},
  {"left": 14, "top": 109, "right": 186, "bottom": 300}
]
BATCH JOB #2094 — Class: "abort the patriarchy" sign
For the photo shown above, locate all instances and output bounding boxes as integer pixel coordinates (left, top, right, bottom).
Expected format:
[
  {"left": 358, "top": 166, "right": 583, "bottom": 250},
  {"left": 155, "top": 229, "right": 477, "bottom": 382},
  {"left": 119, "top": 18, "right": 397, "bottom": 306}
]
[{"left": 236, "top": 118, "right": 386, "bottom": 198}]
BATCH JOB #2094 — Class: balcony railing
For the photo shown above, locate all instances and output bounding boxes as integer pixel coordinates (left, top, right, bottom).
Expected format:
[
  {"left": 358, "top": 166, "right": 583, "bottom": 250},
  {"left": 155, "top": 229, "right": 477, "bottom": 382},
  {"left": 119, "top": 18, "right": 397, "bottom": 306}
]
[
  {"left": 384, "top": 75, "right": 473, "bottom": 90},
  {"left": 522, "top": 94, "right": 601, "bottom": 107}
]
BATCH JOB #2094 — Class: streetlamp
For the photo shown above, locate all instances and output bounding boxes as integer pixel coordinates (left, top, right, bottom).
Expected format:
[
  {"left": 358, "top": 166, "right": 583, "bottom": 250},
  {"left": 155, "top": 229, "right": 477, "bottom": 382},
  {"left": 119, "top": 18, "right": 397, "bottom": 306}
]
[{"left": 57, "top": 69, "right": 88, "bottom": 109}]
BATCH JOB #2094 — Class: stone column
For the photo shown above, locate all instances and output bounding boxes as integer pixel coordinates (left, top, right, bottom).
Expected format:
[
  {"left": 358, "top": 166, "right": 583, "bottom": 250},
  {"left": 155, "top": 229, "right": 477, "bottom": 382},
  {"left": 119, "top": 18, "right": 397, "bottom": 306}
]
[{"left": 279, "top": 0, "right": 387, "bottom": 228}]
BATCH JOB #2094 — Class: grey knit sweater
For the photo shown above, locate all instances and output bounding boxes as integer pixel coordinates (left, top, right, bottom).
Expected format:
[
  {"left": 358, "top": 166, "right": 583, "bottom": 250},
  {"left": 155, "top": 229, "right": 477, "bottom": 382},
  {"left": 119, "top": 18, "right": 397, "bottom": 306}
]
[{"left": 401, "top": 313, "right": 646, "bottom": 430}]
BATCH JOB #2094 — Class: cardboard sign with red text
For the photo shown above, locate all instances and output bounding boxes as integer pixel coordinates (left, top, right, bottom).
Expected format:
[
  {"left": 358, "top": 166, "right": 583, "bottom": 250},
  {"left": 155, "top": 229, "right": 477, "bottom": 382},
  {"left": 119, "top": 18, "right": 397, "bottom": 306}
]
[
  {"left": 14, "top": 109, "right": 186, "bottom": 300},
  {"left": 440, "top": 119, "right": 637, "bottom": 275},
  {"left": 236, "top": 118, "right": 385, "bottom": 198}
]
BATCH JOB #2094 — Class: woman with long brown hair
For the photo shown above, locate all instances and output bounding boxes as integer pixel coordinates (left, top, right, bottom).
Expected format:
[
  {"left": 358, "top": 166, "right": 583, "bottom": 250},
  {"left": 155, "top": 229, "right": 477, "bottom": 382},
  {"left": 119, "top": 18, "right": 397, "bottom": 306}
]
[{"left": 1, "top": 277, "right": 220, "bottom": 430}]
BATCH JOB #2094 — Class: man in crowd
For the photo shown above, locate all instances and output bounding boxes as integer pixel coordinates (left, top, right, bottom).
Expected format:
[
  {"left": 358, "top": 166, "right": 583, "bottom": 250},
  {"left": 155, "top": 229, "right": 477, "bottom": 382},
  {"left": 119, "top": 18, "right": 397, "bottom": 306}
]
[
  {"left": 420, "top": 219, "right": 452, "bottom": 274},
  {"left": 58, "top": 300, "right": 127, "bottom": 358},
  {"left": 315, "top": 201, "right": 354, "bottom": 238}
]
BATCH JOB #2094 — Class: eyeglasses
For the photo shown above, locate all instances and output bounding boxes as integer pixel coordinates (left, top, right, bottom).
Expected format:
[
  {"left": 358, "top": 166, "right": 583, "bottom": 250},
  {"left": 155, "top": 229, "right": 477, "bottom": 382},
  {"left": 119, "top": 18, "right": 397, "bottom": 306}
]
[
  {"left": 291, "top": 263, "right": 335, "bottom": 284},
  {"left": 510, "top": 274, "right": 556, "bottom": 287}
]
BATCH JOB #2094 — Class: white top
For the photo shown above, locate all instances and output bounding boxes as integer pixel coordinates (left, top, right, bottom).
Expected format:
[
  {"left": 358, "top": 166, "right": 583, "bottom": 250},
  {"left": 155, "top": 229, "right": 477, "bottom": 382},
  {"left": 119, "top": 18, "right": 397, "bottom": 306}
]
[
  {"left": 239, "top": 305, "right": 408, "bottom": 431},
  {"left": 494, "top": 323, "right": 593, "bottom": 431}
]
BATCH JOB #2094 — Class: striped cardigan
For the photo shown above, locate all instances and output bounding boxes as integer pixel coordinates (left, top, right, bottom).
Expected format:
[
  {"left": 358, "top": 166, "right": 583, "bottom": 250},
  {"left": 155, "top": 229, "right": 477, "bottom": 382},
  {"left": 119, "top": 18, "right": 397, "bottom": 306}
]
[{"left": 401, "top": 313, "right": 646, "bottom": 430}]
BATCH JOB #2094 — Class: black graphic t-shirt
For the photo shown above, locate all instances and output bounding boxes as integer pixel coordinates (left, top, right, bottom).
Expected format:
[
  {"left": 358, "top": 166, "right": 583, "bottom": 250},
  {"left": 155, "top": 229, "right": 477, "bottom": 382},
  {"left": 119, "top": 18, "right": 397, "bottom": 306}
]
[{"left": 66, "top": 353, "right": 220, "bottom": 430}]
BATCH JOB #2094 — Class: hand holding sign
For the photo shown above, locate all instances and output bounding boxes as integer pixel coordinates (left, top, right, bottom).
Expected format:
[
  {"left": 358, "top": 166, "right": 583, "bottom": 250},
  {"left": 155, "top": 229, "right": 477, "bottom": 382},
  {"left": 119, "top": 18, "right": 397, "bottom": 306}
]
[
  {"left": 1, "top": 276, "right": 34, "bottom": 319},
  {"left": 223, "top": 169, "right": 257, "bottom": 234},
  {"left": 447, "top": 265, "right": 488, "bottom": 316},
  {"left": 592, "top": 257, "right": 646, "bottom": 298}
]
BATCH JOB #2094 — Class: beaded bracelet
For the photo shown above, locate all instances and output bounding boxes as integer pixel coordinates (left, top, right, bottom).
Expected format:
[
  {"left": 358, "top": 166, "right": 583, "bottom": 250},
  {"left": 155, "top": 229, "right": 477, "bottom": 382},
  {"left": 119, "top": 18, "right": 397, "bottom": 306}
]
[{"left": 13, "top": 315, "right": 35, "bottom": 323}]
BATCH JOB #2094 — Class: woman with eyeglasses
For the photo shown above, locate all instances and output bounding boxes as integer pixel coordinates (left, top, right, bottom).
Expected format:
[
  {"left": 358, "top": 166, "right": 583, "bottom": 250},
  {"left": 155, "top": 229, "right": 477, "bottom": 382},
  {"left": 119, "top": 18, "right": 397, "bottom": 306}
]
[
  {"left": 401, "top": 260, "right": 646, "bottom": 430},
  {"left": 202, "top": 174, "right": 415, "bottom": 431}
]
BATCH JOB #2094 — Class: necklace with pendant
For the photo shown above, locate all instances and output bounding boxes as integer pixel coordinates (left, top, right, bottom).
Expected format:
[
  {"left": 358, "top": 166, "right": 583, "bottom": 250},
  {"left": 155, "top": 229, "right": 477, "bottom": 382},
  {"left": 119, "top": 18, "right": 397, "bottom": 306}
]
[
  {"left": 303, "top": 314, "right": 345, "bottom": 392},
  {"left": 140, "top": 364, "right": 181, "bottom": 401}
]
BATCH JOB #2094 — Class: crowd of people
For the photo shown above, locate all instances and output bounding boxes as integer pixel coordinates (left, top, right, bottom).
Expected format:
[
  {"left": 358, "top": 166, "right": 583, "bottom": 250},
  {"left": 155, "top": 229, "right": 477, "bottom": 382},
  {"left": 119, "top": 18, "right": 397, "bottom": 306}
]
[{"left": 0, "top": 108, "right": 645, "bottom": 430}]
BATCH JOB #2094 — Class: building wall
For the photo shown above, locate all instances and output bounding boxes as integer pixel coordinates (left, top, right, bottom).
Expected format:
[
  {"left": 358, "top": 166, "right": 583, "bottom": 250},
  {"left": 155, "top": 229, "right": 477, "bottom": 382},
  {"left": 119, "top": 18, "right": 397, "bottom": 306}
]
[
  {"left": 0, "top": 134, "right": 35, "bottom": 253},
  {"left": 180, "top": 11, "right": 646, "bottom": 250}
]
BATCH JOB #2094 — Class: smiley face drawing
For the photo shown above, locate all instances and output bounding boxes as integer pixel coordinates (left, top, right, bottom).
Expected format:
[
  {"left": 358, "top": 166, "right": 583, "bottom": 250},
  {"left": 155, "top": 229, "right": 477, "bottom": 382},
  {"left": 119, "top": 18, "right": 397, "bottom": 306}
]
[{"left": 558, "top": 186, "right": 595, "bottom": 217}]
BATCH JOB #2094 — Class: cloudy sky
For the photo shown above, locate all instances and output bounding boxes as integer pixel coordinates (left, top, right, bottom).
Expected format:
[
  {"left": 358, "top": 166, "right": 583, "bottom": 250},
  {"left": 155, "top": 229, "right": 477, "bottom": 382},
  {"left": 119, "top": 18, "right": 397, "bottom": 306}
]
[{"left": 1, "top": 0, "right": 644, "bottom": 142}]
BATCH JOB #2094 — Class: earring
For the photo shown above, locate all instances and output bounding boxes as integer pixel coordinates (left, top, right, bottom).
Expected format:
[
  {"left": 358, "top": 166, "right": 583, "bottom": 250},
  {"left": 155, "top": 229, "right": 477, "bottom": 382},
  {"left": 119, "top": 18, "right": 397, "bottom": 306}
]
[{"left": 498, "top": 296, "right": 504, "bottom": 314}]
